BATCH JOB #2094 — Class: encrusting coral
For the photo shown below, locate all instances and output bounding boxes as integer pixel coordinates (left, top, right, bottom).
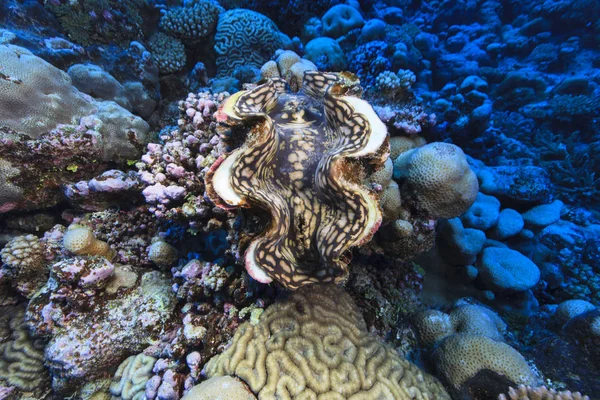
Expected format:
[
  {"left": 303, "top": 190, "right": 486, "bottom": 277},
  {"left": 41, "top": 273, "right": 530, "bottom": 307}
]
[
  {"left": 206, "top": 71, "right": 389, "bottom": 290},
  {"left": 204, "top": 284, "right": 451, "bottom": 399}
]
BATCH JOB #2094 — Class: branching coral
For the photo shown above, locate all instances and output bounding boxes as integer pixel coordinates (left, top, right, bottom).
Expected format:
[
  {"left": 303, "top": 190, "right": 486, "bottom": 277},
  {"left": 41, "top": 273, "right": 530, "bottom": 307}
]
[
  {"left": 206, "top": 72, "right": 388, "bottom": 289},
  {"left": 204, "top": 284, "right": 451, "bottom": 399}
]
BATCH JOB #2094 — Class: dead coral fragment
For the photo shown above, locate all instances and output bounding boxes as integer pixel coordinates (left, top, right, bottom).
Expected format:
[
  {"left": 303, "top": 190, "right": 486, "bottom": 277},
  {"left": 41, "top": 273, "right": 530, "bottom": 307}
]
[
  {"left": 204, "top": 284, "right": 450, "bottom": 399},
  {"left": 207, "top": 72, "right": 388, "bottom": 289},
  {"left": 498, "top": 385, "right": 590, "bottom": 400}
]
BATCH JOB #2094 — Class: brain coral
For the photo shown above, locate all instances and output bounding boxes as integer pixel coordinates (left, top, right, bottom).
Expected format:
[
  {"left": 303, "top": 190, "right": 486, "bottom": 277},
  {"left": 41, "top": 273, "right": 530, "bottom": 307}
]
[
  {"left": 110, "top": 353, "right": 156, "bottom": 400},
  {"left": 214, "top": 9, "right": 291, "bottom": 76},
  {"left": 183, "top": 376, "right": 256, "bottom": 400},
  {"left": 0, "top": 305, "right": 49, "bottom": 395},
  {"left": 0, "top": 44, "right": 95, "bottom": 138},
  {"left": 160, "top": 0, "right": 223, "bottom": 40},
  {"left": 206, "top": 72, "right": 388, "bottom": 289},
  {"left": 204, "top": 284, "right": 451, "bottom": 399}
]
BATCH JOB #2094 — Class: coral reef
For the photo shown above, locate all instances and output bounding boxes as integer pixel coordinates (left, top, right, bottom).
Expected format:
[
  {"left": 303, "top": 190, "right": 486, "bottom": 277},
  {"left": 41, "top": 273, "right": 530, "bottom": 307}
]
[{"left": 0, "top": 0, "right": 598, "bottom": 397}]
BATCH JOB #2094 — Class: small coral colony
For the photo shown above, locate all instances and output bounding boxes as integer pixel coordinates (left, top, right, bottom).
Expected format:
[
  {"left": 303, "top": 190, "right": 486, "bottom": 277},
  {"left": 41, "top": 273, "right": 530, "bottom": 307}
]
[{"left": 0, "top": 0, "right": 599, "bottom": 399}]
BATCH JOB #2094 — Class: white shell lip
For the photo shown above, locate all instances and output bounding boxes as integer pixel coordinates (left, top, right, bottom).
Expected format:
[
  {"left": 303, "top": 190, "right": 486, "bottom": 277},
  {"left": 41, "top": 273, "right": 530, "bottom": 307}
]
[
  {"left": 211, "top": 149, "right": 244, "bottom": 206},
  {"left": 341, "top": 96, "right": 388, "bottom": 157},
  {"left": 244, "top": 241, "right": 273, "bottom": 284}
]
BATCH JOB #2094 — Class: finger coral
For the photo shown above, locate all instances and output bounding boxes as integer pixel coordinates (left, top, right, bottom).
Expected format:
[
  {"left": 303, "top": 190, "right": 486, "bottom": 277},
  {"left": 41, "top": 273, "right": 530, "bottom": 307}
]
[
  {"left": 206, "top": 72, "right": 388, "bottom": 289},
  {"left": 204, "top": 284, "right": 450, "bottom": 399}
]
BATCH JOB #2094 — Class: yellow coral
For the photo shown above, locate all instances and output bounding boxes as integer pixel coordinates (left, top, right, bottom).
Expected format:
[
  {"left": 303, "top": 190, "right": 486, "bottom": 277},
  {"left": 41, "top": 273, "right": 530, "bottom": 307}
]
[
  {"left": 259, "top": 50, "right": 317, "bottom": 92},
  {"left": 380, "top": 180, "right": 402, "bottom": 221},
  {"left": 389, "top": 136, "right": 426, "bottom": 160},
  {"left": 63, "top": 224, "right": 116, "bottom": 260},
  {"left": 393, "top": 142, "right": 478, "bottom": 219},
  {"left": 205, "top": 285, "right": 450, "bottom": 399},
  {"left": 433, "top": 333, "right": 538, "bottom": 390},
  {"left": 183, "top": 376, "right": 257, "bottom": 400},
  {"left": 367, "top": 157, "right": 393, "bottom": 188},
  {"left": 416, "top": 304, "right": 506, "bottom": 347}
]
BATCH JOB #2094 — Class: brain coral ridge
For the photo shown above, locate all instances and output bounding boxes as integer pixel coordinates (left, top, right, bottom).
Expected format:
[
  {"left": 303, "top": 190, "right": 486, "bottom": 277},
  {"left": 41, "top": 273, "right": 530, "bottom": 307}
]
[
  {"left": 204, "top": 284, "right": 451, "bottom": 399},
  {"left": 206, "top": 72, "right": 389, "bottom": 290}
]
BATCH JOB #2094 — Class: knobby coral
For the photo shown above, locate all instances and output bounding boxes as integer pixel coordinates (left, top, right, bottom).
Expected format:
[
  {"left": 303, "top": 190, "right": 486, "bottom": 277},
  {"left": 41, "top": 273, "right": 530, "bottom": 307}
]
[
  {"left": 206, "top": 72, "right": 389, "bottom": 289},
  {"left": 204, "top": 284, "right": 450, "bottom": 399}
]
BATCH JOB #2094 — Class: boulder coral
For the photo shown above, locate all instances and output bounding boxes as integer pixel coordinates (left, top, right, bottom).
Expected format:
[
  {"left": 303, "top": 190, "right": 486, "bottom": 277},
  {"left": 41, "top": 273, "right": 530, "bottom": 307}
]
[
  {"left": 63, "top": 224, "right": 116, "bottom": 260},
  {"left": 204, "top": 284, "right": 451, "bottom": 399},
  {"left": 393, "top": 142, "right": 479, "bottom": 219},
  {"left": 433, "top": 334, "right": 539, "bottom": 396},
  {"left": 206, "top": 72, "right": 388, "bottom": 290}
]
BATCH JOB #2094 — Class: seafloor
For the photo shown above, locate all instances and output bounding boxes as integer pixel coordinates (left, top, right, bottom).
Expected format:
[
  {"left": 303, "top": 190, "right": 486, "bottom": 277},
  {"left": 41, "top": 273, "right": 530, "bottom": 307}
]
[{"left": 0, "top": 0, "right": 598, "bottom": 399}]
